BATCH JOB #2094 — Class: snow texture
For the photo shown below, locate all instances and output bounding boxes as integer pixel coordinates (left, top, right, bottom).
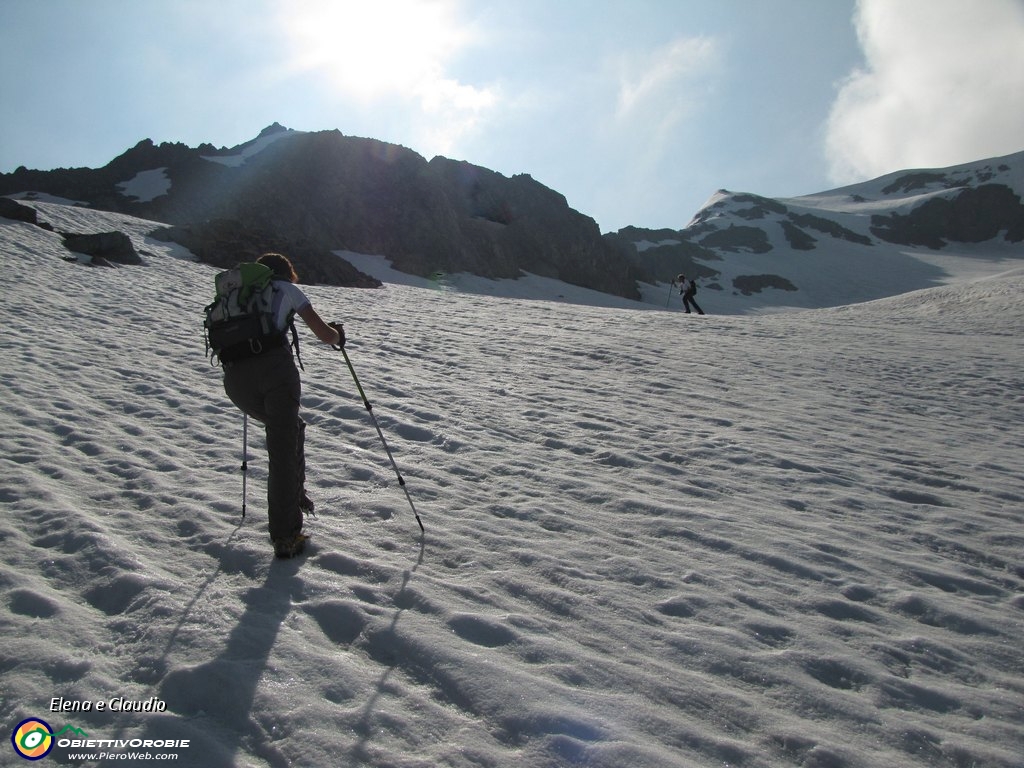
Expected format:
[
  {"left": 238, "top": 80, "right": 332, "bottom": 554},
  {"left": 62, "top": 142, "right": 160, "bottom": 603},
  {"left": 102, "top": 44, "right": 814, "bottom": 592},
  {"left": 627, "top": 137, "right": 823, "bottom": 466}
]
[{"left": 1, "top": 202, "right": 1022, "bottom": 767}]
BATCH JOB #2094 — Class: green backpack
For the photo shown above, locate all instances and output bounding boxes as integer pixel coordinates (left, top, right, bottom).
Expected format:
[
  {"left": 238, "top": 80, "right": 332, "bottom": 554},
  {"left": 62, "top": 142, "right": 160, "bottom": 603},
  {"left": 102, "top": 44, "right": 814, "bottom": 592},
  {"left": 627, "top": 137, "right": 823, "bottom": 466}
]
[{"left": 203, "top": 262, "right": 300, "bottom": 367}]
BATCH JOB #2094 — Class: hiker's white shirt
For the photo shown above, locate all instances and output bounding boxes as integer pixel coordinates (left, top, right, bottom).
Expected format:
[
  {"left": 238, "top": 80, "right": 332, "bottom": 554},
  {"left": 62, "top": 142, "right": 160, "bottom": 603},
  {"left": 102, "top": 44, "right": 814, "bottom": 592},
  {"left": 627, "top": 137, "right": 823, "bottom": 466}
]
[{"left": 271, "top": 281, "right": 311, "bottom": 332}]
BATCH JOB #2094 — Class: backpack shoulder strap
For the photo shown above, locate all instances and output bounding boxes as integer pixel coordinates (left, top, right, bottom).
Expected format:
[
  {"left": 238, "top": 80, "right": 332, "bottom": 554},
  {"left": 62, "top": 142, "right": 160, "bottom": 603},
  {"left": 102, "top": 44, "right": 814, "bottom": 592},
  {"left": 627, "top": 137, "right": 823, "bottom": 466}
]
[
  {"left": 270, "top": 277, "right": 305, "bottom": 371},
  {"left": 288, "top": 317, "right": 304, "bottom": 371}
]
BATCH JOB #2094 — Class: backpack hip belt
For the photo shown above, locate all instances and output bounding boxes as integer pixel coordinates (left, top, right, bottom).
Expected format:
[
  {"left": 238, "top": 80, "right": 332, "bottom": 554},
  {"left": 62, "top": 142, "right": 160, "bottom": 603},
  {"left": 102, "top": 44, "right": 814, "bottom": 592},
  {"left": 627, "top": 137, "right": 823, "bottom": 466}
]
[{"left": 217, "top": 331, "right": 290, "bottom": 364}]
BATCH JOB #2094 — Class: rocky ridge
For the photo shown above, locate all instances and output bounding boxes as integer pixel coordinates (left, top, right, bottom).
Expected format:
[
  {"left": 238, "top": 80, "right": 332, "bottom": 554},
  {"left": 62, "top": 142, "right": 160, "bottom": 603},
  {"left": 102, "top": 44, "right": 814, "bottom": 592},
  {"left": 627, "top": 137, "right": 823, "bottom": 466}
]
[
  {"left": 2, "top": 125, "right": 1023, "bottom": 310},
  {"left": 0, "top": 124, "right": 641, "bottom": 298}
]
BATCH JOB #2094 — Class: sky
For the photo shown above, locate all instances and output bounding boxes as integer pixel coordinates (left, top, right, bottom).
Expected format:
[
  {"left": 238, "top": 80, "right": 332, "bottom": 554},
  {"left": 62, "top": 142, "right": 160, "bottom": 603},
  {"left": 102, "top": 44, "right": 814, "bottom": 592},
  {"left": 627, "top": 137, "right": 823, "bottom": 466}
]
[{"left": 2, "top": 0, "right": 1023, "bottom": 233}]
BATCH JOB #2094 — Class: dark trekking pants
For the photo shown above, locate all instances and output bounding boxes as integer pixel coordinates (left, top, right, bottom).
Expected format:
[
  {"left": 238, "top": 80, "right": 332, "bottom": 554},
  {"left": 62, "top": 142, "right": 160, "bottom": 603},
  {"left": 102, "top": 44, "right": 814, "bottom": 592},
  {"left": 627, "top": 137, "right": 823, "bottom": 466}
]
[
  {"left": 223, "top": 348, "right": 304, "bottom": 541},
  {"left": 683, "top": 291, "right": 704, "bottom": 315}
]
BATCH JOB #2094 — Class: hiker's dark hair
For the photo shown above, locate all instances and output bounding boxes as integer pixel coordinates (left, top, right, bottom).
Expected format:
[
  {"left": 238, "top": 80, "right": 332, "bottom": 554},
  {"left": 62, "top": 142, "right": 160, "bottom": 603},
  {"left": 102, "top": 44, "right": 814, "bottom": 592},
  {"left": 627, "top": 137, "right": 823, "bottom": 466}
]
[{"left": 258, "top": 252, "right": 298, "bottom": 283}]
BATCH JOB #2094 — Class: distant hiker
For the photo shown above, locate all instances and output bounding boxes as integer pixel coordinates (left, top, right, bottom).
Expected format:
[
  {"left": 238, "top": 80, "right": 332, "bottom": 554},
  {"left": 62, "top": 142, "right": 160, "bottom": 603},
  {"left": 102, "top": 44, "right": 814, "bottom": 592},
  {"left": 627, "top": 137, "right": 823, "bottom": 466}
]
[
  {"left": 676, "top": 273, "right": 705, "bottom": 315},
  {"left": 209, "top": 253, "right": 344, "bottom": 559}
]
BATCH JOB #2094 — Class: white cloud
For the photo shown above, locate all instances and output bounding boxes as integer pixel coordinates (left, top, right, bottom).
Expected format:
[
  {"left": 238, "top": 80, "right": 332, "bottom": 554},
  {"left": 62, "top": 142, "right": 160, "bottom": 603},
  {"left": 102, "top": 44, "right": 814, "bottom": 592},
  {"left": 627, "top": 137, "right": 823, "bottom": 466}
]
[
  {"left": 826, "top": 0, "right": 1024, "bottom": 183},
  {"left": 615, "top": 36, "right": 719, "bottom": 122},
  {"left": 609, "top": 35, "right": 720, "bottom": 172}
]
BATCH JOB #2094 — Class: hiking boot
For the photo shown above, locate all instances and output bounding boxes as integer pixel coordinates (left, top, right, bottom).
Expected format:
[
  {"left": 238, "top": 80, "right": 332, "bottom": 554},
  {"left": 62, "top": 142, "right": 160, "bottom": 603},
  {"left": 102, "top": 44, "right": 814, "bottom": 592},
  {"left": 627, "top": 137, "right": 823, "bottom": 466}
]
[
  {"left": 273, "top": 532, "right": 308, "bottom": 559},
  {"left": 300, "top": 493, "right": 316, "bottom": 518}
]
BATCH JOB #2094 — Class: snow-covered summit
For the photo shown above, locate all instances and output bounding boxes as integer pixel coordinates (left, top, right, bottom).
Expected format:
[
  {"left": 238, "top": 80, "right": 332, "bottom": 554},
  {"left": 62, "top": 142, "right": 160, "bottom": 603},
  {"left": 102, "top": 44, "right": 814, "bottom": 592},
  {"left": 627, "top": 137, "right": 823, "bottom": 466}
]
[{"left": 797, "top": 149, "right": 1024, "bottom": 209}]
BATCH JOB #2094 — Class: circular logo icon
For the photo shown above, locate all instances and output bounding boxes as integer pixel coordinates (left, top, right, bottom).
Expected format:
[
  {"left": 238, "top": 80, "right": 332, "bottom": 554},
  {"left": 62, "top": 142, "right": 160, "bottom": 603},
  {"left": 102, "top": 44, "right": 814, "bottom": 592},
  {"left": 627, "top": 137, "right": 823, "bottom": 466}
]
[{"left": 11, "top": 718, "right": 54, "bottom": 761}]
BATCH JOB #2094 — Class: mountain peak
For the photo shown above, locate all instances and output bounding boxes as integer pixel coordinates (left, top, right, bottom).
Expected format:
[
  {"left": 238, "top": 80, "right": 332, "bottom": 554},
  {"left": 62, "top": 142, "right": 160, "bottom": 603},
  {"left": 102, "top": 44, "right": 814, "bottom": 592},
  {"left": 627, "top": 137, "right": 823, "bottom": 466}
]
[{"left": 257, "top": 122, "right": 292, "bottom": 138}]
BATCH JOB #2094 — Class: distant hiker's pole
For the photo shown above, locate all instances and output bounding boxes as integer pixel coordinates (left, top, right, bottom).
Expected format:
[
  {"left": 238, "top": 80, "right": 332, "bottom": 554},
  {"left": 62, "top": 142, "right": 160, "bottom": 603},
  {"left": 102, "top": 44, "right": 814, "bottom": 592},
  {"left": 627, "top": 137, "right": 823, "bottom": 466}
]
[
  {"left": 666, "top": 279, "right": 675, "bottom": 308},
  {"left": 339, "top": 347, "right": 425, "bottom": 534},
  {"left": 241, "top": 414, "right": 249, "bottom": 519}
]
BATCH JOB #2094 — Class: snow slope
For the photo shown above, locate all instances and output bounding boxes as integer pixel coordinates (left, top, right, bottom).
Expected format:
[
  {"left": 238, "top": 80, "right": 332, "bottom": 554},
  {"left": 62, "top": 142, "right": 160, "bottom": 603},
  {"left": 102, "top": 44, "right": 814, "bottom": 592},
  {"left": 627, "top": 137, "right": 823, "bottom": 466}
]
[{"left": 2, "top": 203, "right": 1022, "bottom": 767}]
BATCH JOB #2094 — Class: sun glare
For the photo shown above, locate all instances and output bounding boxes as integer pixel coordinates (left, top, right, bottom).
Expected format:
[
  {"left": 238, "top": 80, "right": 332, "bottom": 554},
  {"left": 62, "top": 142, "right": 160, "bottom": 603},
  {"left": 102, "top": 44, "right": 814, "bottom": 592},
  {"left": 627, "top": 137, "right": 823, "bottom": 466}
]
[
  {"left": 277, "top": 0, "right": 495, "bottom": 154},
  {"left": 280, "top": 0, "right": 486, "bottom": 106}
]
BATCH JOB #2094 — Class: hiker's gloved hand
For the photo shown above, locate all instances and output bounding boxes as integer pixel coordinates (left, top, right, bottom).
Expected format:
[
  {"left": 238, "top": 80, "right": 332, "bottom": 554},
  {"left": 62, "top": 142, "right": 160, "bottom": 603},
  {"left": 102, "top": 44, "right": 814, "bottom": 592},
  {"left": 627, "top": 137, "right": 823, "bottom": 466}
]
[{"left": 328, "top": 322, "right": 346, "bottom": 349}]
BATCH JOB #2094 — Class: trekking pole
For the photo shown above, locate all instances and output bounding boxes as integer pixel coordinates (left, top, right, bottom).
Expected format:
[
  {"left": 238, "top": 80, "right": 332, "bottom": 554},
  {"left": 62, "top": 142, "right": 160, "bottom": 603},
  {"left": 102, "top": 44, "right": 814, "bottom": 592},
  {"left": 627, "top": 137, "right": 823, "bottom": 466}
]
[
  {"left": 665, "top": 279, "right": 675, "bottom": 308},
  {"left": 241, "top": 413, "right": 249, "bottom": 519},
  {"left": 340, "top": 347, "right": 425, "bottom": 534}
]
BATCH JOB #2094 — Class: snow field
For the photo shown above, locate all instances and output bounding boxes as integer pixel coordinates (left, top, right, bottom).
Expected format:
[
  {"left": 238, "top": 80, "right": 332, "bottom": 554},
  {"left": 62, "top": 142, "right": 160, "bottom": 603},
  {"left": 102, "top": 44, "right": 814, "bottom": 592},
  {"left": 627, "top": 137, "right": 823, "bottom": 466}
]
[{"left": 1, "top": 202, "right": 1022, "bottom": 767}]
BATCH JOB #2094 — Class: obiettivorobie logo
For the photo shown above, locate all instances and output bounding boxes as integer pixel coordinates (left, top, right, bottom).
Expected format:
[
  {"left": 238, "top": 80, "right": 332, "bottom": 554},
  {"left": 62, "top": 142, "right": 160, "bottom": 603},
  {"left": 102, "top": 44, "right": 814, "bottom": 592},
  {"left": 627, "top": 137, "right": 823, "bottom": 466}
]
[
  {"left": 11, "top": 718, "right": 87, "bottom": 761},
  {"left": 11, "top": 713, "right": 191, "bottom": 761}
]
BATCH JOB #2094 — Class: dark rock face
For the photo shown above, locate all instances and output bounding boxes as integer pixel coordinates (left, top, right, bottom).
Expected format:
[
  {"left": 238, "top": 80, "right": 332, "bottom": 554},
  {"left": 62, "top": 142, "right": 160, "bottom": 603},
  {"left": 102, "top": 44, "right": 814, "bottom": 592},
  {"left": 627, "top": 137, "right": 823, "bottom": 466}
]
[
  {"left": 728, "top": 193, "right": 789, "bottom": 219},
  {"left": 62, "top": 231, "right": 141, "bottom": 265},
  {"left": 881, "top": 173, "right": 951, "bottom": 195},
  {"left": 733, "top": 274, "right": 798, "bottom": 295},
  {"left": 786, "top": 213, "right": 871, "bottom": 245},
  {"left": 0, "top": 197, "right": 39, "bottom": 224},
  {"left": 870, "top": 184, "right": 1024, "bottom": 248},
  {"left": 780, "top": 221, "right": 817, "bottom": 250},
  {"left": 436, "top": 159, "right": 642, "bottom": 296},
  {"left": 149, "top": 220, "right": 381, "bottom": 288},
  {"left": 604, "top": 228, "right": 720, "bottom": 285},
  {"left": 699, "top": 225, "right": 773, "bottom": 253}
]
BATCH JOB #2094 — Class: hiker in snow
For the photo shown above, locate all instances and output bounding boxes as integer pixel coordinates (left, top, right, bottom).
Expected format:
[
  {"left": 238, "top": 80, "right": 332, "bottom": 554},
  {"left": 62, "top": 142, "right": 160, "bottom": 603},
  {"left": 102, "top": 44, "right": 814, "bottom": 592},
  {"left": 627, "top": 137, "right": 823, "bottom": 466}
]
[
  {"left": 218, "top": 253, "right": 343, "bottom": 558},
  {"left": 676, "top": 273, "right": 705, "bottom": 315}
]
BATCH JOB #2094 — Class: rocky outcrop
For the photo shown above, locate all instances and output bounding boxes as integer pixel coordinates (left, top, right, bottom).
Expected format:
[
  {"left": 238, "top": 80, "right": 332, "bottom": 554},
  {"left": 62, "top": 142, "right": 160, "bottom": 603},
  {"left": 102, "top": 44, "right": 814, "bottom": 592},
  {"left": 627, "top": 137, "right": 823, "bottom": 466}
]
[
  {"left": 604, "top": 228, "right": 720, "bottom": 285},
  {"left": 149, "top": 220, "right": 381, "bottom": 288},
  {"left": 870, "top": 184, "right": 1024, "bottom": 248},
  {"left": 786, "top": 213, "right": 871, "bottom": 245},
  {"left": 733, "top": 274, "right": 798, "bottom": 295},
  {"left": 3, "top": 198, "right": 141, "bottom": 265},
  {"left": 62, "top": 231, "right": 141, "bottom": 265},
  {"left": 429, "top": 158, "right": 640, "bottom": 296},
  {"left": 699, "top": 224, "right": 773, "bottom": 253},
  {"left": 0, "top": 197, "right": 39, "bottom": 224}
]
